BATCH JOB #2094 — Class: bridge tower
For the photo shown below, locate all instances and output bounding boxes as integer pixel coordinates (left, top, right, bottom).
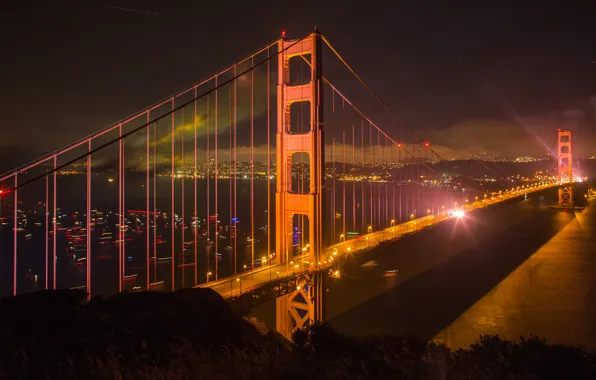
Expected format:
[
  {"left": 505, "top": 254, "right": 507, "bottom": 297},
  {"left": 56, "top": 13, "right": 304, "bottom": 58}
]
[
  {"left": 275, "top": 29, "right": 325, "bottom": 339},
  {"left": 557, "top": 129, "right": 573, "bottom": 206}
]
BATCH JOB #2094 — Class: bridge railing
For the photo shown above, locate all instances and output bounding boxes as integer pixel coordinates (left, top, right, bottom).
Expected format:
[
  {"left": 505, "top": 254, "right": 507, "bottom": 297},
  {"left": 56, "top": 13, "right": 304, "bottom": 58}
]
[
  {"left": 319, "top": 181, "right": 558, "bottom": 263},
  {"left": 223, "top": 269, "right": 312, "bottom": 300}
]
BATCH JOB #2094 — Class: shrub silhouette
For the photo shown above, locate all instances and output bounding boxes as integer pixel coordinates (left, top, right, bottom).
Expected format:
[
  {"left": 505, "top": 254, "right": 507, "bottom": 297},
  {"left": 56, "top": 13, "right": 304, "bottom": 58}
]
[{"left": 0, "top": 290, "right": 594, "bottom": 379}]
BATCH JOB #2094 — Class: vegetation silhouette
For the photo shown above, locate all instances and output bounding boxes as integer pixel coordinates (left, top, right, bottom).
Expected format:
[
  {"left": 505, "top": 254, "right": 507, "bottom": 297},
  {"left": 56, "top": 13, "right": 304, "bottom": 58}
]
[{"left": 0, "top": 289, "right": 594, "bottom": 379}]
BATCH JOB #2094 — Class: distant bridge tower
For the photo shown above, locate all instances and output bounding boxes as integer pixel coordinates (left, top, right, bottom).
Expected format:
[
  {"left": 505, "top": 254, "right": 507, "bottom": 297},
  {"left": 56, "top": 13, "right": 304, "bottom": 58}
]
[
  {"left": 557, "top": 129, "right": 573, "bottom": 206},
  {"left": 275, "top": 29, "right": 325, "bottom": 339}
]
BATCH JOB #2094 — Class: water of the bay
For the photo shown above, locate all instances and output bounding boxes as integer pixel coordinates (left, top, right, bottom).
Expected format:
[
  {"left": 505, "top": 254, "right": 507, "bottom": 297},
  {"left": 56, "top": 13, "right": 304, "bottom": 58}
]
[{"left": 252, "top": 184, "right": 596, "bottom": 350}]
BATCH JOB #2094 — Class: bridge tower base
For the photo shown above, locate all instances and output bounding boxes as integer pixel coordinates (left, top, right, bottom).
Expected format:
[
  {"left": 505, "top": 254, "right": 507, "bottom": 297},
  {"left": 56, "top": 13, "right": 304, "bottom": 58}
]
[{"left": 276, "top": 271, "right": 323, "bottom": 339}]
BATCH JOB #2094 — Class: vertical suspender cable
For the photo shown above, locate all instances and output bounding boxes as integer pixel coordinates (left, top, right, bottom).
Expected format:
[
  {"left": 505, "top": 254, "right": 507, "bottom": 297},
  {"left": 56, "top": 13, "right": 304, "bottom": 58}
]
[
  {"left": 250, "top": 58, "right": 255, "bottom": 269},
  {"left": 45, "top": 175, "right": 49, "bottom": 289},
  {"left": 361, "top": 121, "right": 364, "bottom": 233},
  {"left": 378, "top": 130, "right": 381, "bottom": 227},
  {"left": 233, "top": 66, "right": 237, "bottom": 274},
  {"left": 170, "top": 99, "right": 175, "bottom": 291},
  {"left": 332, "top": 138, "right": 335, "bottom": 242},
  {"left": 86, "top": 139, "right": 91, "bottom": 296},
  {"left": 229, "top": 78, "right": 233, "bottom": 275},
  {"left": 369, "top": 122, "right": 372, "bottom": 229},
  {"left": 398, "top": 144, "right": 402, "bottom": 222},
  {"left": 267, "top": 48, "right": 271, "bottom": 267},
  {"left": 153, "top": 122, "right": 157, "bottom": 285},
  {"left": 122, "top": 128, "right": 126, "bottom": 286},
  {"left": 146, "top": 113, "right": 151, "bottom": 290},
  {"left": 206, "top": 96, "right": 210, "bottom": 278},
  {"left": 193, "top": 88, "right": 198, "bottom": 286},
  {"left": 53, "top": 156, "right": 57, "bottom": 289},
  {"left": 352, "top": 124, "right": 356, "bottom": 233},
  {"left": 342, "top": 127, "right": 346, "bottom": 238},
  {"left": 181, "top": 108, "right": 185, "bottom": 287},
  {"left": 387, "top": 137, "right": 390, "bottom": 224},
  {"left": 118, "top": 124, "right": 123, "bottom": 292},
  {"left": 215, "top": 77, "right": 219, "bottom": 281},
  {"left": 13, "top": 174, "right": 17, "bottom": 295}
]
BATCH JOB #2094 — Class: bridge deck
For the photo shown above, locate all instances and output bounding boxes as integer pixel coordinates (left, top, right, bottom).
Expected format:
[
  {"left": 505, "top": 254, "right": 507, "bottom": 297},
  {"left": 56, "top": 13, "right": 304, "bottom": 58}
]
[{"left": 202, "top": 184, "right": 555, "bottom": 299}]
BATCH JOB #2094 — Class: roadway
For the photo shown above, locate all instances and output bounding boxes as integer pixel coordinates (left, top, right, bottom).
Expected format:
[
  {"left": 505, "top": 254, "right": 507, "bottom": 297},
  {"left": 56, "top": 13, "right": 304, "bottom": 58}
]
[
  {"left": 202, "top": 182, "right": 557, "bottom": 298},
  {"left": 200, "top": 255, "right": 308, "bottom": 298}
]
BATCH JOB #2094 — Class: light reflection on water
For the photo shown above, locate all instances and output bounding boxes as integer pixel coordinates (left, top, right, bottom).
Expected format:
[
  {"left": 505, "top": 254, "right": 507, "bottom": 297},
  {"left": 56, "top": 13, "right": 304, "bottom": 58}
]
[
  {"left": 434, "top": 199, "right": 596, "bottom": 349},
  {"left": 315, "top": 186, "right": 596, "bottom": 350}
]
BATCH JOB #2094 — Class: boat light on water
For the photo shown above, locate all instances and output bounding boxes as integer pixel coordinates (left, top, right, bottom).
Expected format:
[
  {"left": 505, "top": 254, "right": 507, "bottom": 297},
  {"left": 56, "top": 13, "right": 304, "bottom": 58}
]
[
  {"left": 384, "top": 269, "right": 398, "bottom": 277},
  {"left": 361, "top": 260, "right": 378, "bottom": 268}
]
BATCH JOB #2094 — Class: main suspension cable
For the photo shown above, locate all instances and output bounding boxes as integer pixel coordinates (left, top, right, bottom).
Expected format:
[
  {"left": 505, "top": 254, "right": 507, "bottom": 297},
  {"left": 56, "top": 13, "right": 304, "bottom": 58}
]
[
  {"left": 322, "top": 35, "right": 447, "bottom": 163},
  {"left": 6, "top": 32, "right": 312, "bottom": 194}
]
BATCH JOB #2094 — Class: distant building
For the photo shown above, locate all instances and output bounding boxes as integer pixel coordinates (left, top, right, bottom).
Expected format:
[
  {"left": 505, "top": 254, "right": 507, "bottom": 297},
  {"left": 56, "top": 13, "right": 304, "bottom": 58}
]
[{"left": 514, "top": 156, "right": 539, "bottom": 163}]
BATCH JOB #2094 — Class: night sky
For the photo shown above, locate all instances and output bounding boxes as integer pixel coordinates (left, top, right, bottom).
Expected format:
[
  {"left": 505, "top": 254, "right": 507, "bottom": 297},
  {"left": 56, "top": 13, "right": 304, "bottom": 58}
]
[{"left": 1, "top": 0, "right": 595, "bottom": 172}]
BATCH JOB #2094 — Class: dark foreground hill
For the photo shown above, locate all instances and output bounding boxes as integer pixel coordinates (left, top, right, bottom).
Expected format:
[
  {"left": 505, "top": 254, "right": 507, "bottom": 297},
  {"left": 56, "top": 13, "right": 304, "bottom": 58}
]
[{"left": 0, "top": 289, "right": 594, "bottom": 379}]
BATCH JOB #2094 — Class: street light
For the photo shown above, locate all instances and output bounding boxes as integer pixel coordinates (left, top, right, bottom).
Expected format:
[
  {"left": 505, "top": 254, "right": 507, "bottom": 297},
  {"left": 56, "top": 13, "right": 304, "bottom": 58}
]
[
  {"left": 453, "top": 209, "right": 465, "bottom": 218},
  {"left": 368, "top": 225, "right": 372, "bottom": 233},
  {"left": 390, "top": 219, "right": 395, "bottom": 226},
  {"left": 236, "top": 278, "right": 241, "bottom": 293},
  {"left": 340, "top": 233, "right": 344, "bottom": 242},
  {"left": 206, "top": 272, "right": 212, "bottom": 283},
  {"left": 243, "top": 264, "right": 247, "bottom": 272}
]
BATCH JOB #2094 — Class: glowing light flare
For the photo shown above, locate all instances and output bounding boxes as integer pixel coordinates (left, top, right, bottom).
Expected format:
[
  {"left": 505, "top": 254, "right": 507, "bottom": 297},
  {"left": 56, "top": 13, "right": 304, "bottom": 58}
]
[{"left": 453, "top": 210, "right": 465, "bottom": 218}]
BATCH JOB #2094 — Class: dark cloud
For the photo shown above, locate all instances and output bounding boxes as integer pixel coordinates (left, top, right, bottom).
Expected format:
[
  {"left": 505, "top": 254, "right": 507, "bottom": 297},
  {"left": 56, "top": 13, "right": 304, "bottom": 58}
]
[
  {"left": 1, "top": 0, "right": 595, "bottom": 172},
  {"left": 426, "top": 99, "right": 596, "bottom": 159}
]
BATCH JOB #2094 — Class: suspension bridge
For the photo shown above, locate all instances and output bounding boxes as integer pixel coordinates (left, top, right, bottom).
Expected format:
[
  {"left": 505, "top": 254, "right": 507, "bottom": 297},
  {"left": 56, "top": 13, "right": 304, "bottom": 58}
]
[{"left": 0, "top": 28, "right": 576, "bottom": 338}]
